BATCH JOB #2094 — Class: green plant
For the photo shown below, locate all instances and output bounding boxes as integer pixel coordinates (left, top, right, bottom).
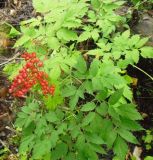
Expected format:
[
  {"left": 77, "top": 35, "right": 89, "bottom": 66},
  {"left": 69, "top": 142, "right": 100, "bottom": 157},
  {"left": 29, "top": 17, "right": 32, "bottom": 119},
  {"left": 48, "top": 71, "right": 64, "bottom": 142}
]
[
  {"left": 130, "top": 0, "right": 153, "bottom": 9},
  {"left": 0, "top": 147, "right": 9, "bottom": 159},
  {"left": 142, "top": 129, "right": 153, "bottom": 150},
  {"left": 4, "top": 0, "right": 153, "bottom": 160},
  {"left": 131, "top": 0, "right": 153, "bottom": 4},
  {"left": 144, "top": 156, "right": 153, "bottom": 160}
]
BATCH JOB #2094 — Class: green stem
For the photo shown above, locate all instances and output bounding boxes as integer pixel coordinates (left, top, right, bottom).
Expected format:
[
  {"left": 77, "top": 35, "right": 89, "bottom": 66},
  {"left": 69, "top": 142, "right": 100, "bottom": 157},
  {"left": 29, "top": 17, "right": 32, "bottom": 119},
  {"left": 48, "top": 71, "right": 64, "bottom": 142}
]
[{"left": 133, "top": 65, "right": 153, "bottom": 81}]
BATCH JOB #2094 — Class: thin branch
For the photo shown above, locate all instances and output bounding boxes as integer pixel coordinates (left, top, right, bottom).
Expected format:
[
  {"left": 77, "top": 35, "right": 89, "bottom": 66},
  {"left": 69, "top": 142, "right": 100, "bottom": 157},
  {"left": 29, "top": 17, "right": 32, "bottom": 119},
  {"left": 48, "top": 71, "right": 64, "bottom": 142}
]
[
  {"left": 0, "top": 113, "right": 9, "bottom": 120},
  {"left": 5, "top": 126, "right": 18, "bottom": 134},
  {"left": 0, "top": 139, "right": 8, "bottom": 149},
  {"left": 0, "top": 52, "right": 20, "bottom": 67},
  {"left": 133, "top": 65, "right": 153, "bottom": 81}
]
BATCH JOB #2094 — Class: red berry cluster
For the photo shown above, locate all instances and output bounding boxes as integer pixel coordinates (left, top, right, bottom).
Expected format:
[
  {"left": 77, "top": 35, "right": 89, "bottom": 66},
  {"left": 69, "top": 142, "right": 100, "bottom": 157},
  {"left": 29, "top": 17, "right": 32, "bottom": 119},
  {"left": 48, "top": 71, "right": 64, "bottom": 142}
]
[{"left": 9, "top": 52, "right": 55, "bottom": 97}]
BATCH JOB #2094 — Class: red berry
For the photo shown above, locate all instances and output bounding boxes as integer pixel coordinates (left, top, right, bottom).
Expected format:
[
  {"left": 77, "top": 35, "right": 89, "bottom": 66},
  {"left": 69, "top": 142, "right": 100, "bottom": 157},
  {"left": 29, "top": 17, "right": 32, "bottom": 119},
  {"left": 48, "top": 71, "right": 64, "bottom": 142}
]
[
  {"left": 17, "top": 79, "right": 22, "bottom": 84},
  {"left": 10, "top": 52, "right": 54, "bottom": 97},
  {"left": 50, "top": 86, "right": 55, "bottom": 95},
  {"left": 9, "top": 88, "right": 13, "bottom": 93},
  {"left": 22, "top": 73, "right": 27, "bottom": 78},
  {"left": 26, "top": 62, "right": 32, "bottom": 68},
  {"left": 34, "top": 58, "right": 40, "bottom": 63},
  {"left": 37, "top": 62, "right": 43, "bottom": 67},
  {"left": 32, "top": 52, "right": 36, "bottom": 58},
  {"left": 25, "top": 57, "right": 30, "bottom": 61}
]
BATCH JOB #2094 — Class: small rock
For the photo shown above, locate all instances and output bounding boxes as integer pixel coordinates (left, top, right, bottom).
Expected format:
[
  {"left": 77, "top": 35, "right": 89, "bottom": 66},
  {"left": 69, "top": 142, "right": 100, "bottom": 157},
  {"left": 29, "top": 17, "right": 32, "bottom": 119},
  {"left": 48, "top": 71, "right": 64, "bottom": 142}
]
[
  {"left": 132, "top": 13, "right": 153, "bottom": 46},
  {"left": 0, "top": 131, "right": 5, "bottom": 137}
]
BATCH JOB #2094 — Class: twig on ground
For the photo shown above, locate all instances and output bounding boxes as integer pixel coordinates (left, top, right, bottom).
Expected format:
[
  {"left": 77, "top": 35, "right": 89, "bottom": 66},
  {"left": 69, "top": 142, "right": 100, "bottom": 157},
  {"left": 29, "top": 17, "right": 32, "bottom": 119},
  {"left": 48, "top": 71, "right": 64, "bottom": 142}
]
[
  {"left": 5, "top": 126, "right": 18, "bottom": 134},
  {"left": 133, "top": 65, "right": 153, "bottom": 81},
  {"left": 0, "top": 52, "right": 20, "bottom": 67},
  {"left": 0, "top": 113, "right": 9, "bottom": 120},
  {"left": 0, "top": 139, "right": 8, "bottom": 148}
]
